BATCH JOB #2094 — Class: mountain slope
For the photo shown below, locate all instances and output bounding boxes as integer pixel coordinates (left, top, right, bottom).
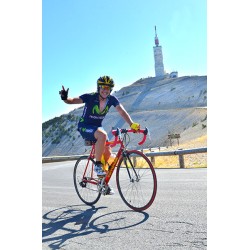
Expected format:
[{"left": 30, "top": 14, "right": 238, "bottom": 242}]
[{"left": 42, "top": 75, "right": 207, "bottom": 156}]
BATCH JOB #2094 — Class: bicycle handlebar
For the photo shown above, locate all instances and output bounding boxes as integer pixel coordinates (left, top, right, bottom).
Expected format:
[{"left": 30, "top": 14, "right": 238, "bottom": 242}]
[{"left": 108, "top": 127, "right": 148, "bottom": 147}]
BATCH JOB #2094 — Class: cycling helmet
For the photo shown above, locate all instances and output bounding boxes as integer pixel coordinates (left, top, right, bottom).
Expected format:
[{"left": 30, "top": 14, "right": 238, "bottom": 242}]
[{"left": 97, "top": 76, "right": 114, "bottom": 92}]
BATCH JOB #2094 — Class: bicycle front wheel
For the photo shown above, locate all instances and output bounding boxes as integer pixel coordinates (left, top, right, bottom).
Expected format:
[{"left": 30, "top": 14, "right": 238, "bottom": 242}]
[
  {"left": 116, "top": 150, "right": 157, "bottom": 211},
  {"left": 73, "top": 156, "right": 101, "bottom": 206}
]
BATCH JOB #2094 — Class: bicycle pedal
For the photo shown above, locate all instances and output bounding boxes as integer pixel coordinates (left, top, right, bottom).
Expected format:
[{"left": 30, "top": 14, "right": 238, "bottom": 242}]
[
  {"left": 97, "top": 175, "right": 106, "bottom": 179},
  {"left": 97, "top": 174, "right": 106, "bottom": 179}
]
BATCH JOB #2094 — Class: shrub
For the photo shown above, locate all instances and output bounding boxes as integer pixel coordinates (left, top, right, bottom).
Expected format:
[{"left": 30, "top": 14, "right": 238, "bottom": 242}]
[
  {"left": 201, "top": 115, "right": 207, "bottom": 122},
  {"left": 192, "top": 122, "right": 198, "bottom": 127}
]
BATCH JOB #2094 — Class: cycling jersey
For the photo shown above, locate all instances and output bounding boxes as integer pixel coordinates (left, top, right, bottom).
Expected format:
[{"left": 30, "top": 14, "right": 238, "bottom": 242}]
[{"left": 78, "top": 92, "right": 120, "bottom": 128}]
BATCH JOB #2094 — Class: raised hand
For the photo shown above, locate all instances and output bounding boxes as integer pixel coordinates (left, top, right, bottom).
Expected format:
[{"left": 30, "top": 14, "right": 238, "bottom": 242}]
[{"left": 59, "top": 85, "right": 69, "bottom": 100}]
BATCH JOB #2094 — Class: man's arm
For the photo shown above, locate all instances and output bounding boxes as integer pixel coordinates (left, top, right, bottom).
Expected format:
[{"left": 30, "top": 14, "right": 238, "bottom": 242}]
[
  {"left": 115, "top": 104, "right": 134, "bottom": 126},
  {"left": 59, "top": 85, "right": 83, "bottom": 104},
  {"left": 63, "top": 97, "right": 83, "bottom": 104}
]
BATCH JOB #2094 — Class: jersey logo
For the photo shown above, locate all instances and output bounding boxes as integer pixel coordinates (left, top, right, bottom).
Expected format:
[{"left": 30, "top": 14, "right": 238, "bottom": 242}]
[{"left": 92, "top": 105, "right": 109, "bottom": 115}]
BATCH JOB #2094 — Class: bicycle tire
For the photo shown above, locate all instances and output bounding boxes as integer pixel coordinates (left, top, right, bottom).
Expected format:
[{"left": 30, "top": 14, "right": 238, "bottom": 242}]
[
  {"left": 116, "top": 150, "right": 157, "bottom": 211},
  {"left": 73, "top": 156, "right": 101, "bottom": 205}
]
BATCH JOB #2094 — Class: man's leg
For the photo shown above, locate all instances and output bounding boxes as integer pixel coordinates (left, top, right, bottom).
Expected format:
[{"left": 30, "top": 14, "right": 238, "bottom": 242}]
[
  {"left": 94, "top": 128, "right": 115, "bottom": 193},
  {"left": 94, "top": 128, "right": 107, "bottom": 162},
  {"left": 104, "top": 145, "right": 111, "bottom": 162}
]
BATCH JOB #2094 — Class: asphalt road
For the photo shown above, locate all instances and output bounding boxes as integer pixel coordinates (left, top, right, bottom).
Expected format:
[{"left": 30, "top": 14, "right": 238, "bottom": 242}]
[{"left": 42, "top": 161, "right": 207, "bottom": 249}]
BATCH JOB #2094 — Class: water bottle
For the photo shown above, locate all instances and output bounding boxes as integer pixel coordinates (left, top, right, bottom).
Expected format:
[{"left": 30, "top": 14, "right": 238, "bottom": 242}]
[{"left": 107, "top": 153, "right": 116, "bottom": 167}]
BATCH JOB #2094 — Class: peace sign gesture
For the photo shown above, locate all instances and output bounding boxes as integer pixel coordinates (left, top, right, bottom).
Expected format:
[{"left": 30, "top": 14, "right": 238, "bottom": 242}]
[{"left": 59, "top": 85, "right": 69, "bottom": 100}]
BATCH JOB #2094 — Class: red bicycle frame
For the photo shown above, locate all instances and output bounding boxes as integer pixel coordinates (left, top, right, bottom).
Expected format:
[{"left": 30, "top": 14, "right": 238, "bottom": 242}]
[{"left": 86, "top": 128, "right": 148, "bottom": 184}]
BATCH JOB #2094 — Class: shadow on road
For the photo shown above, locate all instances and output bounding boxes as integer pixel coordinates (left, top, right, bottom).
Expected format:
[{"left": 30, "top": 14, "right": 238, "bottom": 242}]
[{"left": 42, "top": 205, "right": 149, "bottom": 249}]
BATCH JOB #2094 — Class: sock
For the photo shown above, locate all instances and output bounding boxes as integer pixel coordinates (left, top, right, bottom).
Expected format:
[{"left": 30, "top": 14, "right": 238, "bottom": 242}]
[{"left": 95, "top": 161, "right": 102, "bottom": 165}]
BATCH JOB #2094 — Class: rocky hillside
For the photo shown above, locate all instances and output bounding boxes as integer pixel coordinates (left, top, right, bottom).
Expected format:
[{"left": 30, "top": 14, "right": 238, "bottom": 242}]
[{"left": 42, "top": 75, "right": 207, "bottom": 156}]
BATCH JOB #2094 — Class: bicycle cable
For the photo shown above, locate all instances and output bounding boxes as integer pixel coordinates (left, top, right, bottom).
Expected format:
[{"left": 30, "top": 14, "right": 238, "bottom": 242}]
[{"left": 123, "top": 132, "right": 130, "bottom": 148}]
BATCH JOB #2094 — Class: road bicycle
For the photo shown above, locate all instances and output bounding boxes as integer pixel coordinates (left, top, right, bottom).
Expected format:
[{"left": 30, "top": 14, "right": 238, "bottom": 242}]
[{"left": 73, "top": 127, "right": 157, "bottom": 211}]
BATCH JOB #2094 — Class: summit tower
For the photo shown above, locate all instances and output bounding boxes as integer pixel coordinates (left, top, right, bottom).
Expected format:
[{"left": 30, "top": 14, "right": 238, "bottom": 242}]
[{"left": 153, "top": 26, "right": 165, "bottom": 77}]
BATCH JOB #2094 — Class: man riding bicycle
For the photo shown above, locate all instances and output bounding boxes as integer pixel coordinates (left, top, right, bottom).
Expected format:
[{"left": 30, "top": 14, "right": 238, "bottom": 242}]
[{"left": 59, "top": 76, "right": 140, "bottom": 193}]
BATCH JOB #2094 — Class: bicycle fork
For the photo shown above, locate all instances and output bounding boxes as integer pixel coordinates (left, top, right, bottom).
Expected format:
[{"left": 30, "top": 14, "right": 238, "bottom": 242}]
[{"left": 122, "top": 151, "right": 140, "bottom": 182}]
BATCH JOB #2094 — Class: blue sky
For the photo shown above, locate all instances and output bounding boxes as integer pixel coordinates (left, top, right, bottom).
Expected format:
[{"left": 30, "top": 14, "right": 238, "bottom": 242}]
[{"left": 42, "top": 0, "right": 207, "bottom": 122}]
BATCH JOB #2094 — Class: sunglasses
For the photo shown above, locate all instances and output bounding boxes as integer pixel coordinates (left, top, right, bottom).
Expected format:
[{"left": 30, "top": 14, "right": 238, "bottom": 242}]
[{"left": 100, "top": 85, "right": 111, "bottom": 90}]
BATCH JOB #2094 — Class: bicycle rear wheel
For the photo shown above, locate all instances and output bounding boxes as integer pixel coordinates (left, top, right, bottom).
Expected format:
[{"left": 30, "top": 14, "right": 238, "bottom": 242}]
[
  {"left": 73, "top": 156, "right": 101, "bottom": 205},
  {"left": 116, "top": 150, "right": 157, "bottom": 211}
]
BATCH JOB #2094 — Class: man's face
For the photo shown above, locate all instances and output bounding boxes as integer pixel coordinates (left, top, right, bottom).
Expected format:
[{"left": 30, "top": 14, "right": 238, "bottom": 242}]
[{"left": 99, "top": 85, "right": 111, "bottom": 99}]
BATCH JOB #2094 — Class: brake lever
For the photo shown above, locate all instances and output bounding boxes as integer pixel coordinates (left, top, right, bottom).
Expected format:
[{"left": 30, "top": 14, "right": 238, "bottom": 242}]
[{"left": 146, "top": 127, "right": 152, "bottom": 142}]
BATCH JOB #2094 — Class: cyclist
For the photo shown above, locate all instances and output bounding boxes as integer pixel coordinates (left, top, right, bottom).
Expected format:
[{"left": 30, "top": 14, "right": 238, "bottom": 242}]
[{"left": 59, "top": 76, "right": 140, "bottom": 193}]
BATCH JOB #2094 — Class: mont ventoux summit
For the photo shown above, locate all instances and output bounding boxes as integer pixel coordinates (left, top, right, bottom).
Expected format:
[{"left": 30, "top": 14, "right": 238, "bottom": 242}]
[{"left": 42, "top": 27, "right": 207, "bottom": 157}]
